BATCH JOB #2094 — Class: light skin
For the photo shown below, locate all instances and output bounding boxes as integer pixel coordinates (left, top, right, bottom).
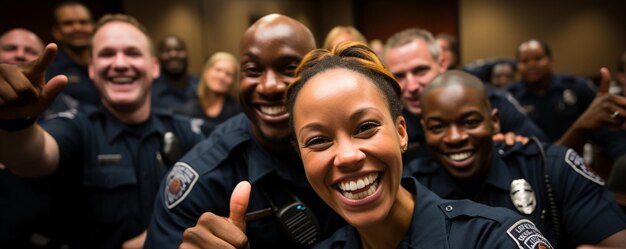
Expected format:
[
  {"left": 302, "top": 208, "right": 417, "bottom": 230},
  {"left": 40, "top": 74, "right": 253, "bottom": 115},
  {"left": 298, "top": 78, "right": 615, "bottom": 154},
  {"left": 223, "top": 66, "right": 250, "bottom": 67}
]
[
  {"left": 437, "top": 38, "right": 456, "bottom": 69},
  {"left": 203, "top": 59, "right": 236, "bottom": 117},
  {"left": 179, "top": 14, "right": 315, "bottom": 249},
  {"left": 293, "top": 68, "right": 411, "bottom": 249},
  {"left": 0, "top": 20, "right": 159, "bottom": 248},
  {"left": 0, "top": 28, "right": 44, "bottom": 65},
  {"left": 384, "top": 39, "right": 446, "bottom": 116},
  {"left": 88, "top": 21, "right": 159, "bottom": 124}
]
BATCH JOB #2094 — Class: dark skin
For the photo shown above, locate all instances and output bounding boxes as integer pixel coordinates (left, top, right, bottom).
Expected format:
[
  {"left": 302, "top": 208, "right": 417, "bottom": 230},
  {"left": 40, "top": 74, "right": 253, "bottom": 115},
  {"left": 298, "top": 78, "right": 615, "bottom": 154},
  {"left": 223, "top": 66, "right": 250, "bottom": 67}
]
[
  {"left": 158, "top": 35, "right": 190, "bottom": 89},
  {"left": 422, "top": 72, "right": 626, "bottom": 247},
  {"left": 421, "top": 71, "right": 500, "bottom": 192},
  {"left": 179, "top": 14, "right": 316, "bottom": 249},
  {"left": 517, "top": 40, "right": 552, "bottom": 95}
]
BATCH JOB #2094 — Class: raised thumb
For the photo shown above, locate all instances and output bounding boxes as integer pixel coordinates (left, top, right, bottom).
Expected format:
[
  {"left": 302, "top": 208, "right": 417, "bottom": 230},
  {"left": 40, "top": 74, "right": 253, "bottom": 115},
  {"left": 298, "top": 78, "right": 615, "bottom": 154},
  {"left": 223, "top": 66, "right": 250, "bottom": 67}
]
[{"left": 228, "top": 181, "right": 251, "bottom": 232}]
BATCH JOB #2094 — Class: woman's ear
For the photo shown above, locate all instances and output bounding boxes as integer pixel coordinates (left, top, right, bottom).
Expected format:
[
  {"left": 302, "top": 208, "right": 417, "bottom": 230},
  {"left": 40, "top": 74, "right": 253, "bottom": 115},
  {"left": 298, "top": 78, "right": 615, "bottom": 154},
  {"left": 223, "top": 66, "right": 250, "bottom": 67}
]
[
  {"left": 491, "top": 108, "right": 501, "bottom": 134},
  {"left": 396, "top": 116, "right": 408, "bottom": 153}
]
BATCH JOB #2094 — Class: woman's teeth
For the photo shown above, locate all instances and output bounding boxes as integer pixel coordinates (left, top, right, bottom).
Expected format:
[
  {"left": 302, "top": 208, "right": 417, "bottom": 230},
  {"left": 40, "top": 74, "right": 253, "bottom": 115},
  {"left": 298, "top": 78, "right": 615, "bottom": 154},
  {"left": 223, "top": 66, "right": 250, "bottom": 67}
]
[
  {"left": 337, "top": 172, "right": 379, "bottom": 200},
  {"left": 259, "top": 105, "right": 286, "bottom": 116},
  {"left": 448, "top": 152, "right": 472, "bottom": 161}
]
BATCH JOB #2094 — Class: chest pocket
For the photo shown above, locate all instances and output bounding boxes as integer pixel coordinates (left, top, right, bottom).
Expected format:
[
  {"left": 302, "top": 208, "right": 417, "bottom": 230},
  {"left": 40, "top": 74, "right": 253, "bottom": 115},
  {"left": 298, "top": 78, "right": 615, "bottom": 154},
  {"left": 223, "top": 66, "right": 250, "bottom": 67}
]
[{"left": 83, "top": 154, "right": 138, "bottom": 224}]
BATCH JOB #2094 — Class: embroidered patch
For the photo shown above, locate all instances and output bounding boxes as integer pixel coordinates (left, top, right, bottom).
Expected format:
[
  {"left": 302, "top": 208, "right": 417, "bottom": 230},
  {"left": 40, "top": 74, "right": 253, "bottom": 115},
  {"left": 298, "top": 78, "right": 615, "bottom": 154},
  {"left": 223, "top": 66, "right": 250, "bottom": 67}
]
[
  {"left": 507, "top": 219, "right": 553, "bottom": 249},
  {"left": 510, "top": 179, "right": 536, "bottom": 215},
  {"left": 564, "top": 149, "right": 605, "bottom": 185},
  {"left": 165, "top": 162, "right": 199, "bottom": 209}
]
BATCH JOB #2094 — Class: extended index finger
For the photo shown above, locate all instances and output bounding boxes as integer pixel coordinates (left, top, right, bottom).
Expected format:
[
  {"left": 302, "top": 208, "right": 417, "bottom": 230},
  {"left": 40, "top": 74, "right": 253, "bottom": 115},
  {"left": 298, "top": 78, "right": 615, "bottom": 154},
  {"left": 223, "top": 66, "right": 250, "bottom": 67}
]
[
  {"left": 598, "top": 67, "right": 611, "bottom": 95},
  {"left": 24, "top": 43, "right": 59, "bottom": 86}
]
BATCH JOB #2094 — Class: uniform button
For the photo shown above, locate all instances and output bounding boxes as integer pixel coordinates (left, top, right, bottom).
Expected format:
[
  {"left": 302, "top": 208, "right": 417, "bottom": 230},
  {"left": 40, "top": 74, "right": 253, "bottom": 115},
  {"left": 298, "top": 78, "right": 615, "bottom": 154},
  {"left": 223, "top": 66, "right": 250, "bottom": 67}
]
[
  {"left": 498, "top": 149, "right": 504, "bottom": 155},
  {"left": 445, "top": 205, "right": 453, "bottom": 212}
]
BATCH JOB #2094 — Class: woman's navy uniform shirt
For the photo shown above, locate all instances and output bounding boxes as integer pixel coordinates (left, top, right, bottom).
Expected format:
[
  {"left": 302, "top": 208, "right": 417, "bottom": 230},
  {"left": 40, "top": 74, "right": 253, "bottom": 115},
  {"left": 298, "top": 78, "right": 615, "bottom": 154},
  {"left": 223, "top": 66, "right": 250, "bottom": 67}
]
[
  {"left": 406, "top": 142, "right": 626, "bottom": 247},
  {"left": 315, "top": 177, "right": 551, "bottom": 249},
  {"left": 40, "top": 105, "right": 204, "bottom": 248},
  {"left": 145, "top": 114, "right": 345, "bottom": 248}
]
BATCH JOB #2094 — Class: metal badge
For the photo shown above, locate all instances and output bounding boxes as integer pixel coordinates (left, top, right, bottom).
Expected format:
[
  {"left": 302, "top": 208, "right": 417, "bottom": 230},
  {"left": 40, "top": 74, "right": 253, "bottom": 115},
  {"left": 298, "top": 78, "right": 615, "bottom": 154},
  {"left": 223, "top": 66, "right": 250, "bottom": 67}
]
[
  {"left": 510, "top": 179, "right": 536, "bottom": 215},
  {"left": 562, "top": 89, "right": 577, "bottom": 106}
]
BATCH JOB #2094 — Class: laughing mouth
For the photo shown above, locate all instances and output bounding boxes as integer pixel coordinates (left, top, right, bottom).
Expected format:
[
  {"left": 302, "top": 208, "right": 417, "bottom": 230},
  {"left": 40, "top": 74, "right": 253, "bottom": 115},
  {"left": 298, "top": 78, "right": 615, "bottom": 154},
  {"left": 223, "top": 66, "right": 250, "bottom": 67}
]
[
  {"left": 110, "top": 77, "right": 135, "bottom": 84},
  {"left": 259, "top": 105, "right": 287, "bottom": 116},
  {"left": 336, "top": 172, "right": 380, "bottom": 200},
  {"left": 447, "top": 151, "right": 472, "bottom": 161}
]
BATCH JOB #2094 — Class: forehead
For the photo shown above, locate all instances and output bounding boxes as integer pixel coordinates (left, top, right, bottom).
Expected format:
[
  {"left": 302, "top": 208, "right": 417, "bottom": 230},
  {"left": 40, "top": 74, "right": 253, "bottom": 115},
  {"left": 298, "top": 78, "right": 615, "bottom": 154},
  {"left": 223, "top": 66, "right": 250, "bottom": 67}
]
[
  {"left": 386, "top": 39, "right": 437, "bottom": 66},
  {"left": 92, "top": 22, "right": 150, "bottom": 51},
  {"left": 297, "top": 69, "right": 386, "bottom": 110},
  {"left": 56, "top": 5, "right": 91, "bottom": 20},
  {"left": 0, "top": 31, "right": 42, "bottom": 48},
  {"left": 240, "top": 23, "right": 312, "bottom": 60},
  {"left": 423, "top": 85, "right": 487, "bottom": 113},
  {"left": 519, "top": 41, "right": 545, "bottom": 55},
  {"left": 162, "top": 37, "right": 183, "bottom": 49}
]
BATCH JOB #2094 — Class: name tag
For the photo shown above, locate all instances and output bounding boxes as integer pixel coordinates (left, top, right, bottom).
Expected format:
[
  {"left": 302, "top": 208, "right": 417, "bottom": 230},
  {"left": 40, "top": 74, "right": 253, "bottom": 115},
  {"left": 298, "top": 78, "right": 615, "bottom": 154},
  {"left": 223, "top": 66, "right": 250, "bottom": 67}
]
[{"left": 97, "top": 154, "right": 122, "bottom": 165}]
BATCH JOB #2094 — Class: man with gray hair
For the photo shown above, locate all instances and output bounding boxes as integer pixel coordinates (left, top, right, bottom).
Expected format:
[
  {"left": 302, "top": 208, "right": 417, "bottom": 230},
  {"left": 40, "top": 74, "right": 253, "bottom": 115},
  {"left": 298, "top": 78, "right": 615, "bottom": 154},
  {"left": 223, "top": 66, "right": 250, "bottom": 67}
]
[{"left": 382, "top": 27, "right": 546, "bottom": 163}]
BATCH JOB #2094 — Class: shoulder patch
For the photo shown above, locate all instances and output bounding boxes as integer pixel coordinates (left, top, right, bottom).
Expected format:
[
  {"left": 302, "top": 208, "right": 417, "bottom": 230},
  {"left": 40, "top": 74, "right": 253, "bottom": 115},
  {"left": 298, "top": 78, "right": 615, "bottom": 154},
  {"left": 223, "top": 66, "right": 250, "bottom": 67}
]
[
  {"left": 164, "top": 162, "right": 199, "bottom": 209},
  {"left": 507, "top": 219, "right": 553, "bottom": 249},
  {"left": 564, "top": 149, "right": 605, "bottom": 185}
]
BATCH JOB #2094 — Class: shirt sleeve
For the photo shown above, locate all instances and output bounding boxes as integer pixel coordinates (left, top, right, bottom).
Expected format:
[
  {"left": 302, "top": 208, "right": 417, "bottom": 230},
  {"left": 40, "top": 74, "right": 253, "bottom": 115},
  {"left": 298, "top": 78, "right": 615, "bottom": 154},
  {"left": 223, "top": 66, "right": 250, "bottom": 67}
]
[
  {"left": 489, "top": 90, "right": 548, "bottom": 141},
  {"left": 40, "top": 111, "right": 84, "bottom": 166},
  {"left": 549, "top": 145, "right": 626, "bottom": 245}
]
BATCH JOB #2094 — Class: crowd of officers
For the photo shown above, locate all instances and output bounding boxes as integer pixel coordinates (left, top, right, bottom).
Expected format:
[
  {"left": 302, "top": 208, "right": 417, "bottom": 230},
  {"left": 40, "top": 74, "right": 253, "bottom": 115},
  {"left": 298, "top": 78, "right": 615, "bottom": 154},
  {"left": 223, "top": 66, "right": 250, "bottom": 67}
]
[{"left": 0, "top": 1, "right": 625, "bottom": 248}]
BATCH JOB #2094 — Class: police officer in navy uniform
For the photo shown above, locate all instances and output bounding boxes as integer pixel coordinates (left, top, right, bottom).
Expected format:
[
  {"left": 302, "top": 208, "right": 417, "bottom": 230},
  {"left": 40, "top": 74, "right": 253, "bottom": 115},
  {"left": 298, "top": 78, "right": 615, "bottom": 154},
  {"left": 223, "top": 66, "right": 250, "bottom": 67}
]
[
  {"left": 405, "top": 70, "right": 626, "bottom": 248},
  {"left": 0, "top": 14, "right": 203, "bottom": 249},
  {"left": 381, "top": 28, "right": 547, "bottom": 164},
  {"left": 289, "top": 42, "right": 550, "bottom": 249},
  {"left": 507, "top": 39, "right": 596, "bottom": 142},
  {"left": 145, "top": 14, "right": 345, "bottom": 249},
  {"left": 151, "top": 35, "right": 199, "bottom": 111},
  {"left": 45, "top": 1, "right": 101, "bottom": 107}
]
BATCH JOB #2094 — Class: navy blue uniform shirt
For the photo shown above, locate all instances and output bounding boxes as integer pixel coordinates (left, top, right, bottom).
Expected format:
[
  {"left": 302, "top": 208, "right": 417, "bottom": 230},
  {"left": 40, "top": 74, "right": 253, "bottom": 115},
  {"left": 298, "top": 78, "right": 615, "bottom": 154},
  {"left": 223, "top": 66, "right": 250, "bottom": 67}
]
[
  {"left": 40, "top": 105, "right": 203, "bottom": 249},
  {"left": 151, "top": 74, "right": 199, "bottom": 111},
  {"left": 315, "top": 177, "right": 552, "bottom": 249},
  {"left": 402, "top": 85, "right": 547, "bottom": 163},
  {"left": 45, "top": 49, "right": 100, "bottom": 107},
  {"left": 507, "top": 74, "right": 595, "bottom": 142},
  {"left": 145, "top": 114, "right": 345, "bottom": 248},
  {"left": 406, "top": 142, "right": 626, "bottom": 247},
  {"left": 174, "top": 95, "right": 241, "bottom": 136}
]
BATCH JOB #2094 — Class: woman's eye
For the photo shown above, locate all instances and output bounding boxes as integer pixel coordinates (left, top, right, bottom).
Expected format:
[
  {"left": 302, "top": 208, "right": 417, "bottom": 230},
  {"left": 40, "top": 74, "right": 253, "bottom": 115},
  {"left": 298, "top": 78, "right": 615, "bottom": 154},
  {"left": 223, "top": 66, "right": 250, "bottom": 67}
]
[{"left": 355, "top": 121, "right": 380, "bottom": 135}]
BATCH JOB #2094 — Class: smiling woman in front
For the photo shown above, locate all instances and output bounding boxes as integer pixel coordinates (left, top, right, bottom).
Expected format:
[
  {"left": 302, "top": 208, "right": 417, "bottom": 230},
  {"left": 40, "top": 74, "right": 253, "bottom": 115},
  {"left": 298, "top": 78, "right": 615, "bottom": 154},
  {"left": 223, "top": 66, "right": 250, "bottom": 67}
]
[{"left": 286, "top": 41, "right": 552, "bottom": 249}]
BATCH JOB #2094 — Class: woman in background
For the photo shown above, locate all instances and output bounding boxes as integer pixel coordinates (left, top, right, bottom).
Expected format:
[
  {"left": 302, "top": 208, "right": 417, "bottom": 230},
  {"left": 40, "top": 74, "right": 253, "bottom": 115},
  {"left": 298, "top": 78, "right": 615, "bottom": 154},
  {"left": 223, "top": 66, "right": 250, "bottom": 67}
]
[
  {"left": 322, "top": 25, "right": 367, "bottom": 50},
  {"left": 176, "top": 52, "right": 241, "bottom": 135}
]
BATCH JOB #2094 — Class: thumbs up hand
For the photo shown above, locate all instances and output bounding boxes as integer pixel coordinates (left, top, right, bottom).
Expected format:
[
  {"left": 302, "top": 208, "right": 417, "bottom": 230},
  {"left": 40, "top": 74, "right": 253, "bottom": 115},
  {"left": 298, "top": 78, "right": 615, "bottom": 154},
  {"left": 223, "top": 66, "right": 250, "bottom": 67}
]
[
  {"left": 574, "top": 68, "right": 626, "bottom": 131},
  {"left": 0, "top": 43, "right": 68, "bottom": 120},
  {"left": 179, "top": 181, "right": 251, "bottom": 249}
]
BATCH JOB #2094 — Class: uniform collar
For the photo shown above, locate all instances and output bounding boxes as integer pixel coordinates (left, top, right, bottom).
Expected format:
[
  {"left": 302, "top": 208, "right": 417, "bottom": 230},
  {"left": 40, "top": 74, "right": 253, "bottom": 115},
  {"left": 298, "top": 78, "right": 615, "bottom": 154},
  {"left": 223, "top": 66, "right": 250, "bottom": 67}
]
[
  {"left": 411, "top": 158, "right": 459, "bottom": 198},
  {"left": 244, "top": 124, "right": 308, "bottom": 187},
  {"left": 99, "top": 106, "right": 166, "bottom": 144},
  {"left": 400, "top": 177, "right": 450, "bottom": 248},
  {"left": 483, "top": 148, "right": 517, "bottom": 192},
  {"left": 329, "top": 177, "right": 449, "bottom": 249}
]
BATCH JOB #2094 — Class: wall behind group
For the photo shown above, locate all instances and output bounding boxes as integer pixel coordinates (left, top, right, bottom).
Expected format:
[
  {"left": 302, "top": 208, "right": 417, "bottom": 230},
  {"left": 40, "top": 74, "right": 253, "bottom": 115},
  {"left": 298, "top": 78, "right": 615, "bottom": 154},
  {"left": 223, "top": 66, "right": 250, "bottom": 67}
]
[{"left": 2, "top": 0, "right": 624, "bottom": 78}]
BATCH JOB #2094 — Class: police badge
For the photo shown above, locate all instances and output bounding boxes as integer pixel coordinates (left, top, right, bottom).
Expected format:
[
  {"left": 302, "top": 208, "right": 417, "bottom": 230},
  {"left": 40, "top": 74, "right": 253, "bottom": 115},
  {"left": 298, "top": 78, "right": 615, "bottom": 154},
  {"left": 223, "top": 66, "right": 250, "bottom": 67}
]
[
  {"left": 562, "top": 89, "right": 577, "bottom": 106},
  {"left": 165, "top": 162, "right": 199, "bottom": 209},
  {"left": 510, "top": 179, "right": 536, "bottom": 215}
]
